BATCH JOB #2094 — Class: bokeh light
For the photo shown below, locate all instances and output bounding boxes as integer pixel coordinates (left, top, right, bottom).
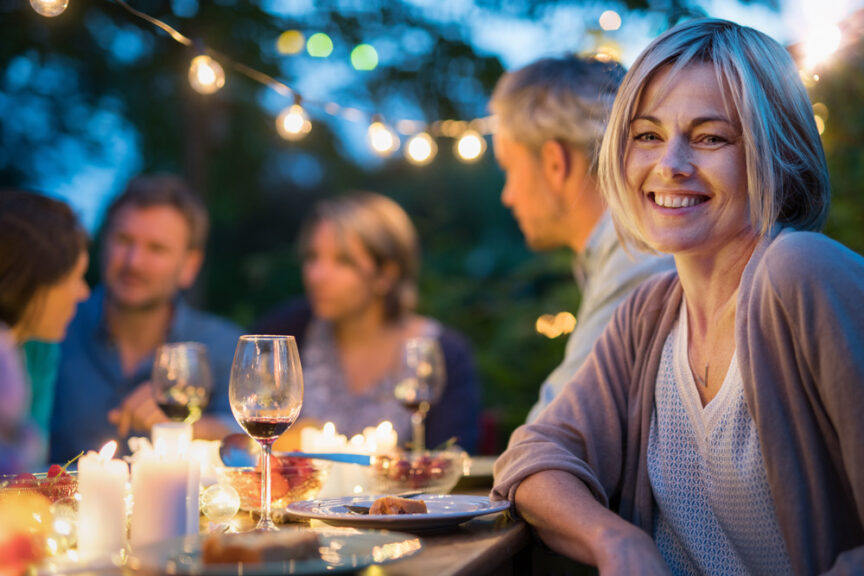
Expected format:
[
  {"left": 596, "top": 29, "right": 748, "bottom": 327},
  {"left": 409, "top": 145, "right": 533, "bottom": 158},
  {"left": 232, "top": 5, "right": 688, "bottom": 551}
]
[
  {"left": 599, "top": 10, "right": 622, "bottom": 31},
  {"left": 276, "top": 104, "right": 312, "bottom": 140},
  {"left": 351, "top": 44, "right": 379, "bottom": 71},
  {"left": 814, "top": 115, "right": 826, "bottom": 135},
  {"left": 277, "top": 30, "right": 305, "bottom": 55},
  {"left": 368, "top": 121, "right": 399, "bottom": 156},
  {"left": 535, "top": 312, "right": 577, "bottom": 339},
  {"left": 405, "top": 132, "right": 437, "bottom": 165},
  {"left": 30, "top": 0, "right": 68, "bottom": 17},
  {"left": 454, "top": 130, "right": 486, "bottom": 163},
  {"left": 307, "top": 33, "right": 334, "bottom": 58},
  {"left": 802, "top": 25, "right": 842, "bottom": 70},
  {"left": 188, "top": 55, "right": 225, "bottom": 95}
]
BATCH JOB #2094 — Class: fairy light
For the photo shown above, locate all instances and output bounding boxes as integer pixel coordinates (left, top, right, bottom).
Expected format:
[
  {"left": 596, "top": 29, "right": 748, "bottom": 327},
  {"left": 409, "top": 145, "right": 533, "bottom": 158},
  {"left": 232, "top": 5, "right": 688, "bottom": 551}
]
[
  {"left": 30, "top": 0, "right": 68, "bottom": 17},
  {"left": 276, "top": 104, "right": 312, "bottom": 140},
  {"left": 368, "top": 121, "right": 399, "bottom": 156},
  {"left": 30, "top": 0, "right": 533, "bottom": 166},
  {"left": 455, "top": 130, "right": 486, "bottom": 163},
  {"left": 405, "top": 132, "right": 437, "bottom": 165},
  {"left": 599, "top": 10, "right": 622, "bottom": 31},
  {"left": 188, "top": 54, "right": 225, "bottom": 94}
]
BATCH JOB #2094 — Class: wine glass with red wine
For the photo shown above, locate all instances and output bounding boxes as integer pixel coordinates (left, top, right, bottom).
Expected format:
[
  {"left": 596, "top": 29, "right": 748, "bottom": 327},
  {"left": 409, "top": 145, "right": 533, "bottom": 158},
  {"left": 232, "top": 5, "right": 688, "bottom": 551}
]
[
  {"left": 228, "top": 335, "right": 303, "bottom": 531},
  {"left": 393, "top": 337, "right": 446, "bottom": 454},
  {"left": 151, "top": 342, "right": 213, "bottom": 424}
]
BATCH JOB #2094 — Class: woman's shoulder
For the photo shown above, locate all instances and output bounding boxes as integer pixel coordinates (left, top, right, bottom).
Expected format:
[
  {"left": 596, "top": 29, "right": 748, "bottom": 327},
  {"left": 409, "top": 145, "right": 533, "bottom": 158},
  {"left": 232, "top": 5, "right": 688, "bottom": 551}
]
[
  {"left": 759, "top": 230, "right": 864, "bottom": 284},
  {"left": 412, "top": 315, "right": 473, "bottom": 355}
]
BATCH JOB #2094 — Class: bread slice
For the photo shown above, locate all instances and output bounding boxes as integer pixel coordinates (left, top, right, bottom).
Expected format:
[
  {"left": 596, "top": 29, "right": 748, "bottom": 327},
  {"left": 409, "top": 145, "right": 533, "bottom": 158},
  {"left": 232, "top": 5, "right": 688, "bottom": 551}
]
[
  {"left": 369, "top": 496, "right": 428, "bottom": 515},
  {"left": 201, "top": 531, "right": 320, "bottom": 564}
]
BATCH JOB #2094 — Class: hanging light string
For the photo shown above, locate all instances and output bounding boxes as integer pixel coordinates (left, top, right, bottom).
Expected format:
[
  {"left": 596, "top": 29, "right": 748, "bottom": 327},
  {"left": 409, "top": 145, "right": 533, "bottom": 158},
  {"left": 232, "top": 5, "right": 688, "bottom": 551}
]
[{"left": 33, "top": 0, "right": 494, "bottom": 163}]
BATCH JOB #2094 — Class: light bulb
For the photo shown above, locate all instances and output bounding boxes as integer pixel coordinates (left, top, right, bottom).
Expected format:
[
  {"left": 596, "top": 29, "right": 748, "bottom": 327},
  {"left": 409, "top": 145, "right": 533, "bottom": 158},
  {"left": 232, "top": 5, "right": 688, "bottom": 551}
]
[
  {"left": 454, "top": 130, "right": 486, "bottom": 163},
  {"left": 276, "top": 104, "right": 312, "bottom": 140},
  {"left": 30, "top": 0, "right": 68, "bottom": 17},
  {"left": 368, "top": 121, "right": 399, "bottom": 156},
  {"left": 188, "top": 55, "right": 225, "bottom": 95},
  {"left": 405, "top": 132, "right": 437, "bottom": 165}
]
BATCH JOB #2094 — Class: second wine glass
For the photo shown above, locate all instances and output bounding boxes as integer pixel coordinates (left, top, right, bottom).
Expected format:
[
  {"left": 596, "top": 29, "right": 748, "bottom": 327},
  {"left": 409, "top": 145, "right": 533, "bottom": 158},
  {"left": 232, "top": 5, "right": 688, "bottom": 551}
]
[
  {"left": 393, "top": 336, "right": 446, "bottom": 454},
  {"left": 229, "top": 335, "right": 304, "bottom": 532},
  {"left": 151, "top": 342, "right": 212, "bottom": 424}
]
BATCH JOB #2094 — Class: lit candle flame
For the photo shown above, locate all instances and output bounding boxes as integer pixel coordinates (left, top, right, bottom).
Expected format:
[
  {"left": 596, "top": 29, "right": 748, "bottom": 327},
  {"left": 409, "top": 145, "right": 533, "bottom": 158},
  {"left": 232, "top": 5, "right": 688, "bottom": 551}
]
[{"left": 98, "top": 441, "right": 118, "bottom": 461}]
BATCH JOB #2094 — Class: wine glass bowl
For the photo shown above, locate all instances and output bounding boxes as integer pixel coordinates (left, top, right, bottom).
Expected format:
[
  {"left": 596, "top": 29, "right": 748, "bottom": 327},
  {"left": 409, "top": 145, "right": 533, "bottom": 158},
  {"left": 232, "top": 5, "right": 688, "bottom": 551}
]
[
  {"left": 393, "top": 337, "right": 446, "bottom": 453},
  {"left": 151, "top": 342, "right": 213, "bottom": 424},
  {"left": 229, "top": 335, "right": 303, "bottom": 531}
]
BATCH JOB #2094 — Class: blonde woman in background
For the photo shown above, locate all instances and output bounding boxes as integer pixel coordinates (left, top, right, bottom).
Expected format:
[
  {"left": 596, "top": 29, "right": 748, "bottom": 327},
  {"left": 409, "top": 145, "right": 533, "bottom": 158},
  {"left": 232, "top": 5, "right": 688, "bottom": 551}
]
[{"left": 255, "top": 192, "right": 481, "bottom": 453}]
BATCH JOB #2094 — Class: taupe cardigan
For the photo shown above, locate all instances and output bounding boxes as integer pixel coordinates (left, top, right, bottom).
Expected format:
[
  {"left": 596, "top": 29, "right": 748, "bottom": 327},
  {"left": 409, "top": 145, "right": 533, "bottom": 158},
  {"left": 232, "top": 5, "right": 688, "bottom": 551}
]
[{"left": 493, "top": 229, "right": 864, "bottom": 575}]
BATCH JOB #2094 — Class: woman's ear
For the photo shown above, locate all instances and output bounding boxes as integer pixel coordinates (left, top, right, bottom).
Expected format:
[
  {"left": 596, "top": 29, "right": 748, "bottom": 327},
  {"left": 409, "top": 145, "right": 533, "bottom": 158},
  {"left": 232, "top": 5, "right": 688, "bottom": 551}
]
[{"left": 374, "top": 261, "right": 400, "bottom": 295}]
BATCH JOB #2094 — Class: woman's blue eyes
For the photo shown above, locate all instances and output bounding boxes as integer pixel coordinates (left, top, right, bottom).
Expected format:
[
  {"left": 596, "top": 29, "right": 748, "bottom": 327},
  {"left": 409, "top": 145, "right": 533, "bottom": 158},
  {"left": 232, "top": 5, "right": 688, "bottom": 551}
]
[{"left": 631, "top": 132, "right": 728, "bottom": 145}]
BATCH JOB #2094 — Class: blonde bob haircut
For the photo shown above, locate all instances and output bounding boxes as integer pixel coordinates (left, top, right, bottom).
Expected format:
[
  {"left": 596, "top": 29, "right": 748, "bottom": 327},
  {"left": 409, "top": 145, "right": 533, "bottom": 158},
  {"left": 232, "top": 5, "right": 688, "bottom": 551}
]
[
  {"left": 599, "top": 18, "right": 830, "bottom": 252},
  {"left": 298, "top": 192, "right": 419, "bottom": 321},
  {"left": 490, "top": 56, "right": 625, "bottom": 173}
]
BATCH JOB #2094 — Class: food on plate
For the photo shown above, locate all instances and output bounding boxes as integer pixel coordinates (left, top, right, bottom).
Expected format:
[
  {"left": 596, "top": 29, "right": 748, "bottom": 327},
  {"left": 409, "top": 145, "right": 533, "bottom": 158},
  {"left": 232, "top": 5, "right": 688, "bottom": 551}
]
[
  {"left": 201, "top": 531, "right": 320, "bottom": 565},
  {"left": 220, "top": 455, "right": 326, "bottom": 510},
  {"left": 369, "top": 495, "right": 428, "bottom": 515}
]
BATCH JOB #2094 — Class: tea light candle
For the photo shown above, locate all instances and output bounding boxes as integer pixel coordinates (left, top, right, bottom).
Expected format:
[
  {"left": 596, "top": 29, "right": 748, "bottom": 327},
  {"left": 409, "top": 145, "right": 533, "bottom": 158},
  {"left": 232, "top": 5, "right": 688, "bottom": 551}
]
[{"left": 77, "top": 441, "right": 129, "bottom": 562}]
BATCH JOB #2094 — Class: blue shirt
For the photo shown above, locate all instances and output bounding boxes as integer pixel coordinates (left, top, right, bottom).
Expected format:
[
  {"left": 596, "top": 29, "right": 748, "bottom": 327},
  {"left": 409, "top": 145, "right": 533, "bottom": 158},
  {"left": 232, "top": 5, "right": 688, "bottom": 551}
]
[{"left": 50, "top": 287, "right": 242, "bottom": 462}]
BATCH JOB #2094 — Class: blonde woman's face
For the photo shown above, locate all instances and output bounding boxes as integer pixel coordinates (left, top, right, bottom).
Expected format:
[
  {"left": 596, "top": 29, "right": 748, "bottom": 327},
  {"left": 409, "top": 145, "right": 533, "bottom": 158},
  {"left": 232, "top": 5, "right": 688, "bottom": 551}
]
[
  {"left": 624, "top": 63, "right": 755, "bottom": 259},
  {"left": 302, "top": 221, "right": 385, "bottom": 322}
]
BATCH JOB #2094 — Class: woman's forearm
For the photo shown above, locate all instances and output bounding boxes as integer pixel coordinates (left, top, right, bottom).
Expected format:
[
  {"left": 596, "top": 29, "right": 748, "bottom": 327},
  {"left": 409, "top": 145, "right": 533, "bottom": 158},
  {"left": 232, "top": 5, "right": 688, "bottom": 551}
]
[{"left": 514, "top": 469, "right": 669, "bottom": 574}]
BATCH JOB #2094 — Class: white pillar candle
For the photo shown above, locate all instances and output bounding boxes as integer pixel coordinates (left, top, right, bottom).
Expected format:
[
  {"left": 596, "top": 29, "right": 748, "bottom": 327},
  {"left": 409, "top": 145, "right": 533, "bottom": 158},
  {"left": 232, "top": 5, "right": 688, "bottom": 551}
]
[
  {"left": 77, "top": 441, "right": 129, "bottom": 562},
  {"left": 130, "top": 455, "right": 191, "bottom": 548},
  {"left": 151, "top": 422, "right": 192, "bottom": 459}
]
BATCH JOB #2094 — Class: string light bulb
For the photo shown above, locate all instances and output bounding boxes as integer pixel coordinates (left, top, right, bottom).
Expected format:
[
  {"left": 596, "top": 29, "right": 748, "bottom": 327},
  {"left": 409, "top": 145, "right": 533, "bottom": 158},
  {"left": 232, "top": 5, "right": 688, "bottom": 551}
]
[
  {"left": 405, "top": 132, "right": 437, "bottom": 165},
  {"left": 188, "top": 55, "right": 225, "bottom": 95},
  {"left": 276, "top": 104, "right": 312, "bottom": 140},
  {"left": 454, "top": 130, "right": 486, "bottom": 163},
  {"left": 30, "top": 0, "right": 68, "bottom": 17},
  {"left": 368, "top": 121, "right": 399, "bottom": 157}
]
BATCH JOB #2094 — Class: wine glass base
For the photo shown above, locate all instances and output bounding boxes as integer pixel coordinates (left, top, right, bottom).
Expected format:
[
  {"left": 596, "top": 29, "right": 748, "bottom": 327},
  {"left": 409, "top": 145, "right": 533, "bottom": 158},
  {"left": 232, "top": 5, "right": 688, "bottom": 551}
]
[{"left": 254, "top": 516, "right": 281, "bottom": 532}]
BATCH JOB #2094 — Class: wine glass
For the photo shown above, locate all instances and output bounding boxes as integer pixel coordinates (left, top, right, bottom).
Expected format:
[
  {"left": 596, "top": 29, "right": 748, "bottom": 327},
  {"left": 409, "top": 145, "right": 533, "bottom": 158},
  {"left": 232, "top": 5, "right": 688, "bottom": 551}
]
[
  {"left": 151, "top": 342, "right": 213, "bottom": 424},
  {"left": 229, "top": 335, "right": 303, "bottom": 531},
  {"left": 393, "top": 336, "right": 446, "bottom": 454}
]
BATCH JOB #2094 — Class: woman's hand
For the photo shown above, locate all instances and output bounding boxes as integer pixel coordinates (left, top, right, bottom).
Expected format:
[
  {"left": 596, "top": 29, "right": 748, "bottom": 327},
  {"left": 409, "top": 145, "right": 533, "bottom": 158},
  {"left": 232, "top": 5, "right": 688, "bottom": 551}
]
[{"left": 515, "top": 469, "right": 670, "bottom": 575}]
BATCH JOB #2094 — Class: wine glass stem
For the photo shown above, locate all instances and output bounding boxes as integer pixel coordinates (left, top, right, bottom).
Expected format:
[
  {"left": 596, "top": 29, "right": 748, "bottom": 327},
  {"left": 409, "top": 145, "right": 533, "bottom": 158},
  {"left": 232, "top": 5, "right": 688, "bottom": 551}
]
[
  {"left": 259, "top": 442, "right": 276, "bottom": 530},
  {"left": 411, "top": 406, "right": 428, "bottom": 454}
]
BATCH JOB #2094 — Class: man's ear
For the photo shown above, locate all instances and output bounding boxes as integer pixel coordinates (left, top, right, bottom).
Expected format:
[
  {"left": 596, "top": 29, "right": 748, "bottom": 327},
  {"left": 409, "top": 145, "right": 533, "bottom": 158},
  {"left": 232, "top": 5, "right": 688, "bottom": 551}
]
[
  {"left": 540, "top": 140, "right": 571, "bottom": 192},
  {"left": 178, "top": 249, "right": 204, "bottom": 290}
]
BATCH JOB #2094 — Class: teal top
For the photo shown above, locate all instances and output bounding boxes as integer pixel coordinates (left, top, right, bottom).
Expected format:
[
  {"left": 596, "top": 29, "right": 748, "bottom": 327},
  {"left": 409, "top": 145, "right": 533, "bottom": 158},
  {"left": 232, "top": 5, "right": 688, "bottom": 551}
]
[{"left": 21, "top": 340, "right": 61, "bottom": 439}]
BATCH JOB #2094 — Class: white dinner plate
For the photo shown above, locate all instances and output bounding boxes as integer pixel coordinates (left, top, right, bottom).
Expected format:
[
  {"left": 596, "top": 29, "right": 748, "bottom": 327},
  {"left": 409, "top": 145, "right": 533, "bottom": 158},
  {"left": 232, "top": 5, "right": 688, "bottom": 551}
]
[
  {"left": 283, "top": 494, "right": 511, "bottom": 532},
  {"left": 125, "top": 527, "right": 422, "bottom": 575}
]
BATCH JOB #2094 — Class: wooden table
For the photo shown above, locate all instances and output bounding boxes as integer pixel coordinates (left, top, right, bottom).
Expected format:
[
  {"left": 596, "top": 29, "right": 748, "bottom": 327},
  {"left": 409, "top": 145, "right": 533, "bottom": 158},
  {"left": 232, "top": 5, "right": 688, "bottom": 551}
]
[{"left": 355, "top": 506, "right": 530, "bottom": 576}]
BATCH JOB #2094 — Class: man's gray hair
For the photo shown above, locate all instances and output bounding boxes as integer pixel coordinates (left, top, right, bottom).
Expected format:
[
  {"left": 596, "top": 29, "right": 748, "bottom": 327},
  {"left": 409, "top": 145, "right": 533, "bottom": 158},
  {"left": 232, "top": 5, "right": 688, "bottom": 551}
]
[{"left": 490, "top": 56, "right": 626, "bottom": 172}]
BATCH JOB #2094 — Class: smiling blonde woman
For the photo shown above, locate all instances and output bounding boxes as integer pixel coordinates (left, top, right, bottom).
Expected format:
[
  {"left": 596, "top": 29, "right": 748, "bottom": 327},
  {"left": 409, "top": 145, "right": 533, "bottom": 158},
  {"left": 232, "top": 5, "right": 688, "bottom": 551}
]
[{"left": 493, "top": 18, "right": 864, "bottom": 575}]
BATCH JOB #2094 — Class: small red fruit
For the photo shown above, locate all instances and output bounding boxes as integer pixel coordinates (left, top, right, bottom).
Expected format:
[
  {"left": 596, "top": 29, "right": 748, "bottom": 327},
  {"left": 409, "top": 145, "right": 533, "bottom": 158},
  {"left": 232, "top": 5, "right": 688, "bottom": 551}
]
[{"left": 47, "top": 464, "right": 63, "bottom": 478}]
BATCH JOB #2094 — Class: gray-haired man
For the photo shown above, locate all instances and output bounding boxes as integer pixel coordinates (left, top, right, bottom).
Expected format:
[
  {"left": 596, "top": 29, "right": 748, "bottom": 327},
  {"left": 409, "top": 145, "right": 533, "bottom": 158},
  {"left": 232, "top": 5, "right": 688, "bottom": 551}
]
[{"left": 491, "top": 57, "right": 674, "bottom": 422}]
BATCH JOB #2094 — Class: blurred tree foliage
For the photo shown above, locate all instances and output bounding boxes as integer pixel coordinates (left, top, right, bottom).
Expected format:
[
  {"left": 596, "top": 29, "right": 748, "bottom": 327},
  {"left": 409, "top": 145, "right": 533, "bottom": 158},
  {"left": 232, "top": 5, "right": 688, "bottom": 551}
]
[
  {"left": 810, "top": 36, "right": 864, "bottom": 257},
  {"left": 2, "top": 0, "right": 814, "bottom": 451}
]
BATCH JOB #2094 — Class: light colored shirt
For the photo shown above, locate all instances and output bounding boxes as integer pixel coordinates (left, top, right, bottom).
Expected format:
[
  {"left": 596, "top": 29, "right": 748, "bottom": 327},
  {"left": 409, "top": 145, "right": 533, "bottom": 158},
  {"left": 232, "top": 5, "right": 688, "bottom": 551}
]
[
  {"left": 648, "top": 302, "right": 791, "bottom": 575},
  {"left": 526, "top": 212, "right": 674, "bottom": 423}
]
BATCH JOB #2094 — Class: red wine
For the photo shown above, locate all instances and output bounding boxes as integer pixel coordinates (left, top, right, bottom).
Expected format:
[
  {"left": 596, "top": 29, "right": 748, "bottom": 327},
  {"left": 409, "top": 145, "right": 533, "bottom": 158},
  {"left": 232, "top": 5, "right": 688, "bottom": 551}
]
[
  {"left": 158, "top": 402, "right": 192, "bottom": 422},
  {"left": 239, "top": 416, "right": 294, "bottom": 442}
]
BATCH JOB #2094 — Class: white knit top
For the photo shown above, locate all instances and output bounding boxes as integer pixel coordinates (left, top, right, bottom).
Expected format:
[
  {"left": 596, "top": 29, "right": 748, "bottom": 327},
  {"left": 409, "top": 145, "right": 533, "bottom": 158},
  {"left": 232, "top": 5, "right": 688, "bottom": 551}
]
[{"left": 647, "top": 300, "right": 792, "bottom": 575}]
